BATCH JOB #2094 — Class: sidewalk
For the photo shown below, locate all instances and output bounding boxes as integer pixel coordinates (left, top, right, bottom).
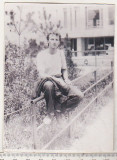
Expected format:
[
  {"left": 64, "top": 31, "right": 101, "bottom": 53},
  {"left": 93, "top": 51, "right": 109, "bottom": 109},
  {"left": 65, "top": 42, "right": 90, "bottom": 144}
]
[{"left": 70, "top": 100, "right": 113, "bottom": 152}]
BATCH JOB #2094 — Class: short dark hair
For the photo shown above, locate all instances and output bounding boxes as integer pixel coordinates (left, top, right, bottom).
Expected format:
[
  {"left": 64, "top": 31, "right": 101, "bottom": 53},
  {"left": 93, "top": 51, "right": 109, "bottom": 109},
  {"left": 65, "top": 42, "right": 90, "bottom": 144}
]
[{"left": 47, "top": 32, "right": 61, "bottom": 42}]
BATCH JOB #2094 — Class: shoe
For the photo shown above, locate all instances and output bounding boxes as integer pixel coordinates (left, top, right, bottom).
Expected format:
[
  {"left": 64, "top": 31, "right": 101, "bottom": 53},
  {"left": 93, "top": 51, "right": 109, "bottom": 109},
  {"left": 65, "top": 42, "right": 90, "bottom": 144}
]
[
  {"left": 56, "top": 109, "right": 61, "bottom": 113},
  {"left": 66, "top": 107, "right": 72, "bottom": 111},
  {"left": 43, "top": 115, "right": 51, "bottom": 125},
  {"left": 50, "top": 112, "right": 55, "bottom": 116}
]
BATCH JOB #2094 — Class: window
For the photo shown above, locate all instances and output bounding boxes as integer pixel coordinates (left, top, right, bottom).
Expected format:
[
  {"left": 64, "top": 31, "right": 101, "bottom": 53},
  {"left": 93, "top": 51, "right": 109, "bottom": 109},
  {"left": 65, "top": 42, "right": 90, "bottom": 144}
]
[
  {"left": 74, "top": 7, "right": 78, "bottom": 27},
  {"left": 105, "top": 37, "right": 114, "bottom": 47},
  {"left": 85, "top": 38, "right": 95, "bottom": 50},
  {"left": 71, "top": 38, "right": 77, "bottom": 51},
  {"left": 95, "top": 38, "right": 104, "bottom": 50},
  {"left": 63, "top": 8, "right": 67, "bottom": 28},
  {"left": 86, "top": 7, "right": 103, "bottom": 28},
  {"left": 70, "top": 8, "right": 72, "bottom": 30},
  {"left": 108, "top": 6, "right": 115, "bottom": 25},
  {"left": 75, "top": 8, "right": 77, "bottom": 27},
  {"left": 85, "top": 37, "right": 114, "bottom": 51}
]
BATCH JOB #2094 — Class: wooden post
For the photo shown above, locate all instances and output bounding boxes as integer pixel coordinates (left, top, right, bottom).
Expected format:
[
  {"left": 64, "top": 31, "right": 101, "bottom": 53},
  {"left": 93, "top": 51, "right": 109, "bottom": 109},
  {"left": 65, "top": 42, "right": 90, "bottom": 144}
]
[
  {"left": 111, "top": 61, "right": 113, "bottom": 70},
  {"left": 68, "top": 111, "right": 71, "bottom": 138},
  {"left": 111, "top": 61, "right": 113, "bottom": 88},
  {"left": 31, "top": 103, "right": 37, "bottom": 149},
  {"left": 94, "top": 70, "right": 97, "bottom": 104}
]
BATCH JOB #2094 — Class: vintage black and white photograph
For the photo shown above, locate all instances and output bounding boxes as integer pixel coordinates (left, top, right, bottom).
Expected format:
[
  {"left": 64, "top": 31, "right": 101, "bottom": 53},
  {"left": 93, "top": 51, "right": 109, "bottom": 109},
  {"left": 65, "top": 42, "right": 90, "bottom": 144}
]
[{"left": 4, "top": 2, "right": 115, "bottom": 151}]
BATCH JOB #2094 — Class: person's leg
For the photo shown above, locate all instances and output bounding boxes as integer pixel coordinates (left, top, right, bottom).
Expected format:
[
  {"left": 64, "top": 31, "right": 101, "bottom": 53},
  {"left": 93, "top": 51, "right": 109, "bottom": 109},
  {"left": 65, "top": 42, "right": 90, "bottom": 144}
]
[
  {"left": 65, "top": 86, "right": 84, "bottom": 109},
  {"left": 65, "top": 96, "right": 80, "bottom": 109},
  {"left": 43, "top": 81, "right": 55, "bottom": 114}
]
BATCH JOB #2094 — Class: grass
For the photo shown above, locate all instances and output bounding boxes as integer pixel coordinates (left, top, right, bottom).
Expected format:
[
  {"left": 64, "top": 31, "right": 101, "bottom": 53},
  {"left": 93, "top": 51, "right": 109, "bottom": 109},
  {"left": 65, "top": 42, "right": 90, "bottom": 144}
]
[{"left": 4, "top": 68, "right": 113, "bottom": 150}]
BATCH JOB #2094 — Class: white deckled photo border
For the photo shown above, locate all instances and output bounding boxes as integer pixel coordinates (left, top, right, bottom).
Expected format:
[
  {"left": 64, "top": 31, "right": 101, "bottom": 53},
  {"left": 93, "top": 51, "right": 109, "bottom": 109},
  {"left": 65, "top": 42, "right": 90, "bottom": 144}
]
[{"left": 0, "top": 0, "right": 117, "bottom": 153}]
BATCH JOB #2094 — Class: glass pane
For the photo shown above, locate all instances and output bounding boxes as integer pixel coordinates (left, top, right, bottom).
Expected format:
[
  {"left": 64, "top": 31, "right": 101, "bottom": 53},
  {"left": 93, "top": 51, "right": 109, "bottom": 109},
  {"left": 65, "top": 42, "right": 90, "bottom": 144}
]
[
  {"left": 108, "top": 6, "right": 115, "bottom": 25},
  {"left": 87, "top": 9, "right": 100, "bottom": 27},
  {"left": 95, "top": 38, "right": 104, "bottom": 50}
]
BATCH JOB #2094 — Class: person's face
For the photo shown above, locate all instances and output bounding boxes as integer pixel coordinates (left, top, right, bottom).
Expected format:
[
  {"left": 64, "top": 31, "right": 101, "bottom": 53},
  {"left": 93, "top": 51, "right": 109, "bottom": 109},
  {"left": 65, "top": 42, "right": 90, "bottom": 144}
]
[{"left": 48, "top": 34, "right": 60, "bottom": 49}]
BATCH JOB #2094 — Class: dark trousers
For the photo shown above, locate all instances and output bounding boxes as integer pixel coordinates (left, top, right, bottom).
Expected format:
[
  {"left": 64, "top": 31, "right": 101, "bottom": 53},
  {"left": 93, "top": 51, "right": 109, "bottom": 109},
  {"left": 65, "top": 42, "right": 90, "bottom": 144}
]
[
  {"left": 43, "top": 81, "right": 80, "bottom": 114},
  {"left": 43, "top": 81, "right": 55, "bottom": 114}
]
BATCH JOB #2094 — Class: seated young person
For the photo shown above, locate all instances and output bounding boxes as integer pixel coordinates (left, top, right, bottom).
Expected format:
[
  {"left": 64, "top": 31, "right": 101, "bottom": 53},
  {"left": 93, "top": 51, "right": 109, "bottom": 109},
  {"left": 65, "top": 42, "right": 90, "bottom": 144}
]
[{"left": 34, "top": 32, "right": 84, "bottom": 124}]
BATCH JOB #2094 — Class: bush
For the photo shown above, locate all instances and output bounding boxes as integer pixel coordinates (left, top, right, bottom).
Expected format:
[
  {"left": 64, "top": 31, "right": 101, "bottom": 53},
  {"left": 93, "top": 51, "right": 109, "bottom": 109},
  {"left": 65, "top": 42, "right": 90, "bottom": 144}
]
[
  {"left": 4, "top": 40, "right": 77, "bottom": 116},
  {"left": 65, "top": 49, "right": 77, "bottom": 80},
  {"left": 4, "top": 42, "right": 39, "bottom": 115}
]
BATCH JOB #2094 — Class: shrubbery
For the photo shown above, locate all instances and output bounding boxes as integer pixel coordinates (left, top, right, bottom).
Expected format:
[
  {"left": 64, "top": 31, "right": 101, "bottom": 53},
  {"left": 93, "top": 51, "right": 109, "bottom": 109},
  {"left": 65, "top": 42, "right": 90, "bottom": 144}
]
[
  {"left": 4, "top": 42, "right": 77, "bottom": 115},
  {"left": 65, "top": 49, "right": 77, "bottom": 80},
  {"left": 5, "top": 42, "right": 38, "bottom": 114},
  {"left": 4, "top": 6, "right": 77, "bottom": 116}
]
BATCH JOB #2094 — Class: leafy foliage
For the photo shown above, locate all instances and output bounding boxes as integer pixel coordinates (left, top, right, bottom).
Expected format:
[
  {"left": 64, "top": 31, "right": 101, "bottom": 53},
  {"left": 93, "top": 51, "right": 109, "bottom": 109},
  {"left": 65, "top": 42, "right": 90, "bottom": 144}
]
[
  {"left": 4, "top": 42, "right": 39, "bottom": 115},
  {"left": 6, "top": 7, "right": 33, "bottom": 37},
  {"left": 4, "top": 41, "right": 77, "bottom": 116},
  {"left": 4, "top": 6, "right": 76, "bottom": 117},
  {"left": 64, "top": 35, "right": 78, "bottom": 80}
]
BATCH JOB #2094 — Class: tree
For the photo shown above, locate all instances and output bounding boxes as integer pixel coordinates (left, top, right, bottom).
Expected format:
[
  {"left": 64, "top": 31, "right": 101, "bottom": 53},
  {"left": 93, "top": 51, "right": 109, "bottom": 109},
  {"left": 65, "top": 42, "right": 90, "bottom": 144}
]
[
  {"left": 5, "top": 6, "right": 35, "bottom": 48},
  {"left": 30, "top": 7, "right": 63, "bottom": 37},
  {"left": 4, "top": 6, "right": 65, "bottom": 114},
  {"left": 5, "top": 6, "right": 35, "bottom": 111}
]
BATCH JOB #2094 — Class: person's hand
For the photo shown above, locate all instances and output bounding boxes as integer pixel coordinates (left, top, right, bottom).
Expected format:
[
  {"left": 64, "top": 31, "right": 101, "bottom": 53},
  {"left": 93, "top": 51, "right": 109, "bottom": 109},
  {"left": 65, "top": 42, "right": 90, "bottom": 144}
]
[{"left": 64, "top": 79, "right": 72, "bottom": 85}]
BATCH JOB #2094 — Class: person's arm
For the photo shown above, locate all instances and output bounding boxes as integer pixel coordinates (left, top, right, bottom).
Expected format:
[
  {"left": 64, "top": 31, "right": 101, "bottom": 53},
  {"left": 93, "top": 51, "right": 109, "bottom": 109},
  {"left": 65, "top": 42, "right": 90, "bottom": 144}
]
[
  {"left": 61, "top": 51, "right": 72, "bottom": 85},
  {"left": 62, "top": 69, "right": 72, "bottom": 85}
]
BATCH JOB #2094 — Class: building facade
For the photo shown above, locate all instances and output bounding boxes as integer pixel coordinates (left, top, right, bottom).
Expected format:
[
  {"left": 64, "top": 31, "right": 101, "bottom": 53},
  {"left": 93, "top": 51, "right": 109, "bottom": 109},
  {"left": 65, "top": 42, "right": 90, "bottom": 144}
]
[
  {"left": 58, "top": 4, "right": 115, "bottom": 56},
  {"left": 5, "top": 3, "right": 115, "bottom": 54}
]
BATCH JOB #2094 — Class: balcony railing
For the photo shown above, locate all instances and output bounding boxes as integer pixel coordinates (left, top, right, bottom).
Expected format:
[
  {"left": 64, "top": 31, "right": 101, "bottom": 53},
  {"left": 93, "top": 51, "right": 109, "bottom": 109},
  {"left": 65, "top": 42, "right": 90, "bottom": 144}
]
[
  {"left": 71, "top": 49, "right": 114, "bottom": 57},
  {"left": 71, "top": 50, "right": 114, "bottom": 67}
]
